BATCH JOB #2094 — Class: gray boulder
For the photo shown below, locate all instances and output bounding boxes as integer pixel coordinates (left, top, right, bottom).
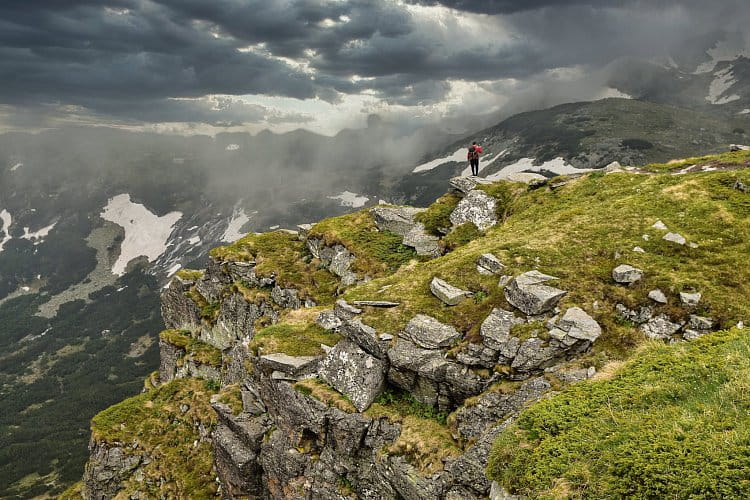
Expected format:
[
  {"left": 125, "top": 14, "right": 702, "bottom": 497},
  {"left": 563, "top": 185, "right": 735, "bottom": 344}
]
[
  {"left": 616, "top": 303, "right": 654, "bottom": 324},
  {"left": 318, "top": 340, "right": 386, "bottom": 412},
  {"left": 259, "top": 353, "right": 320, "bottom": 377},
  {"left": 334, "top": 299, "right": 362, "bottom": 321},
  {"left": 612, "top": 264, "right": 643, "bottom": 284},
  {"left": 504, "top": 271, "right": 567, "bottom": 316},
  {"left": 689, "top": 314, "right": 714, "bottom": 331},
  {"left": 351, "top": 300, "right": 400, "bottom": 308},
  {"left": 450, "top": 190, "right": 498, "bottom": 231},
  {"left": 430, "top": 277, "right": 473, "bottom": 306},
  {"left": 450, "top": 176, "right": 493, "bottom": 194},
  {"left": 680, "top": 291, "right": 701, "bottom": 306},
  {"left": 511, "top": 338, "right": 561, "bottom": 372},
  {"left": 403, "top": 314, "right": 462, "bottom": 349},
  {"left": 402, "top": 227, "right": 441, "bottom": 257},
  {"left": 652, "top": 220, "right": 668, "bottom": 230},
  {"left": 477, "top": 253, "right": 505, "bottom": 275},
  {"left": 648, "top": 289, "right": 668, "bottom": 304},
  {"left": 370, "top": 206, "right": 425, "bottom": 236},
  {"left": 342, "top": 319, "right": 386, "bottom": 359},
  {"left": 316, "top": 309, "right": 342, "bottom": 331},
  {"left": 556, "top": 307, "right": 602, "bottom": 342},
  {"left": 663, "top": 232, "right": 686, "bottom": 245}
]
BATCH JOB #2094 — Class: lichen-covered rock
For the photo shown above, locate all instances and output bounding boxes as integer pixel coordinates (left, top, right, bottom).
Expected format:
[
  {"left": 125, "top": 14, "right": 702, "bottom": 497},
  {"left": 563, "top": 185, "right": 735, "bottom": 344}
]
[
  {"left": 307, "top": 237, "right": 359, "bottom": 286},
  {"left": 641, "top": 314, "right": 683, "bottom": 340},
  {"left": 319, "top": 340, "right": 386, "bottom": 411},
  {"left": 160, "top": 276, "right": 201, "bottom": 330},
  {"left": 680, "top": 291, "right": 701, "bottom": 306},
  {"left": 430, "top": 277, "right": 473, "bottom": 306},
  {"left": 452, "top": 378, "right": 550, "bottom": 440},
  {"left": 215, "top": 293, "right": 265, "bottom": 345},
  {"left": 402, "top": 226, "right": 442, "bottom": 257},
  {"left": 342, "top": 319, "right": 387, "bottom": 359},
  {"left": 449, "top": 190, "right": 498, "bottom": 231},
  {"left": 612, "top": 264, "right": 643, "bottom": 284},
  {"left": 480, "top": 308, "right": 524, "bottom": 360},
  {"left": 648, "top": 289, "right": 668, "bottom": 304},
  {"left": 259, "top": 353, "right": 320, "bottom": 377},
  {"left": 663, "top": 232, "right": 687, "bottom": 245},
  {"left": 316, "top": 309, "right": 343, "bottom": 331},
  {"left": 449, "top": 176, "right": 493, "bottom": 194},
  {"left": 476, "top": 253, "right": 505, "bottom": 275},
  {"left": 334, "top": 299, "right": 362, "bottom": 321},
  {"left": 371, "top": 206, "right": 426, "bottom": 236},
  {"left": 82, "top": 441, "right": 141, "bottom": 500},
  {"left": 556, "top": 307, "right": 602, "bottom": 342},
  {"left": 511, "top": 337, "right": 561, "bottom": 372},
  {"left": 504, "top": 271, "right": 567, "bottom": 316},
  {"left": 403, "top": 314, "right": 462, "bottom": 349},
  {"left": 616, "top": 303, "right": 654, "bottom": 324}
]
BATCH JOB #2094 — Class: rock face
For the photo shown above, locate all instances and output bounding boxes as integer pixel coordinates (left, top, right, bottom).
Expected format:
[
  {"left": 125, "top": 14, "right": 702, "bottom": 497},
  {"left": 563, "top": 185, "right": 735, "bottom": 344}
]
[
  {"left": 450, "top": 190, "right": 498, "bottom": 231},
  {"left": 403, "top": 314, "right": 462, "bottom": 349},
  {"left": 307, "top": 237, "right": 359, "bottom": 285},
  {"left": 612, "top": 264, "right": 643, "bottom": 284},
  {"left": 504, "top": 271, "right": 567, "bottom": 315},
  {"left": 371, "top": 206, "right": 442, "bottom": 257},
  {"left": 161, "top": 276, "right": 201, "bottom": 330},
  {"left": 83, "top": 441, "right": 142, "bottom": 499},
  {"left": 318, "top": 340, "right": 386, "bottom": 411},
  {"left": 430, "top": 277, "right": 473, "bottom": 306}
]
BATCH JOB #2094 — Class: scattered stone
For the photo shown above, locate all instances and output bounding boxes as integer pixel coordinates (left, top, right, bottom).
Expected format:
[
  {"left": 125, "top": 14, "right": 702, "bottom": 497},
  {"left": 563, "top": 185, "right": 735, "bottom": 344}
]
[
  {"left": 316, "top": 310, "right": 342, "bottom": 331},
  {"left": 498, "top": 275, "right": 513, "bottom": 287},
  {"left": 318, "top": 340, "right": 386, "bottom": 412},
  {"left": 379, "top": 333, "right": 394, "bottom": 342},
  {"left": 648, "top": 289, "right": 668, "bottom": 304},
  {"left": 633, "top": 246, "right": 646, "bottom": 253},
  {"left": 334, "top": 299, "right": 362, "bottom": 321},
  {"left": 350, "top": 300, "right": 400, "bottom": 308},
  {"left": 341, "top": 319, "right": 385, "bottom": 359},
  {"left": 682, "top": 330, "right": 705, "bottom": 341},
  {"left": 477, "top": 253, "right": 505, "bottom": 275},
  {"left": 688, "top": 315, "right": 714, "bottom": 330},
  {"left": 652, "top": 220, "right": 668, "bottom": 230},
  {"left": 612, "top": 264, "right": 643, "bottom": 284},
  {"left": 642, "top": 234, "right": 650, "bottom": 241},
  {"left": 556, "top": 307, "right": 602, "bottom": 342},
  {"left": 688, "top": 242, "right": 699, "bottom": 249},
  {"left": 641, "top": 315, "right": 683, "bottom": 340},
  {"left": 504, "top": 271, "right": 567, "bottom": 316},
  {"left": 371, "top": 206, "right": 441, "bottom": 257},
  {"left": 734, "top": 180, "right": 749, "bottom": 193},
  {"left": 449, "top": 190, "right": 498, "bottom": 231},
  {"left": 511, "top": 338, "right": 561, "bottom": 372},
  {"left": 680, "top": 292, "right": 701, "bottom": 306},
  {"left": 430, "top": 277, "right": 473, "bottom": 306},
  {"left": 449, "top": 176, "right": 492, "bottom": 194},
  {"left": 663, "top": 232, "right": 686, "bottom": 245},
  {"left": 616, "top": 303, "right": 653, "bottom": 324},
  {"left": 403, "top": 314, "right": 462, "bottom": 349}
]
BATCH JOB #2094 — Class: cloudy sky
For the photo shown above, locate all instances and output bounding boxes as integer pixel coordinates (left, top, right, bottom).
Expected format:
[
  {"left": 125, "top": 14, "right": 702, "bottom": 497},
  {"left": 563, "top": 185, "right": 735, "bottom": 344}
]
[{"left": 1, "top": 0, "right": 749, "bottom": 135}]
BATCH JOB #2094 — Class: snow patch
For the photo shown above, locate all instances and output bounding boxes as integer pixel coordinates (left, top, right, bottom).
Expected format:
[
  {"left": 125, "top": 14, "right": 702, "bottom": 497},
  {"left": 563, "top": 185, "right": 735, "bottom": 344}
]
[
  {"left": 597, "top": 87, "right": 633, "bottom": 100},
  {"left": 100, "top": 194, "right": 182, "bottom": 276},
  {"left": 461, "top": 150, "right": 507, "bottom": 177},
  {"left": 707, "top": 66, "right": 741, "bottom": 105},
  {"left": 269, "top": 225, "right": 280, "bottom": 230},
  {"left": 10, "top": 162, "right": 22, "bottom": 172},
  {"left": 188, "top": 235, "right": 201, "bottom": 245},
  {"left": 0, "top": 210, "right": 12, "bottom": 252},
  {"left": 22, "top": 222, "right": 56, "bottom": 244},
  {"left": 412, "top": 148, "right": 466, "bottom": 173},
  {"left": 739, "top": 109, "right": 750, "bottom": 115},
  {"left": 167, "top": 263, "right": 182, "bottom": 276},
  {"left": 225, "top": 143, "right": 240, "bottom": 151},
  {"left": 223, "top": 208, "right": 252, "bottom": 242},
  {"left": 695, "top": 41, "right": 748, "bottom": 74},
  {"left": 485, "top": 157, "right": 592, "bottom": 181},
  {"left": 327, "top": 191, "right": 369, "bottom": 208}
]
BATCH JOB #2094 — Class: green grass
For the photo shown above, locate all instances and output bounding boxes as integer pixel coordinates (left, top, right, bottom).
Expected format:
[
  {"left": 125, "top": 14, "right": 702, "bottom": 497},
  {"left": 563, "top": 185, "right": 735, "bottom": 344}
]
[
  {"left": 415, "top": 193, "right": 461, "bottom": 236},
  {"left": 487, "top": 328, "right": 750, "bottom": 499},
  {"left": 90, "top": 379, "right": 219, "bottom": 497},
  {"left": 344, "top": 166, "right": 750, "bottom": 361},
  {"left": 175, "top": 269, "right": 204, "bottom": 281},
  {"left": 294, "top": 378, "right": 357, "bottom": 413},
  {"left": 216, "top": 384, "right": 243, "bottom": 415},
  {"left": 159, "top": 329, "right": 222, "bottom": 367},
  {"left": 248, "top": 308, "right": 342, "bottom": 356},
  {"left": 643, "top": 149, "right": 750, "bottom": 173},
  {"left": 209, "top": 231, "right": 339, "bottom": 305},
  {"left": 442, "top": 222, "right": 483, "bottom": 251},
  {"left": 309, "top": 210, "right": 417, "bottom": 277}
]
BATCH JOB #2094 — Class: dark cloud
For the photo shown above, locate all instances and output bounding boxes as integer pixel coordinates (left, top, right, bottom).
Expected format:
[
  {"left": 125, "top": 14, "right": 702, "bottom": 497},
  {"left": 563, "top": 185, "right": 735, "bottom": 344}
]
[{"left": 0, "top": 0, "right": 748, "bottom": 128}]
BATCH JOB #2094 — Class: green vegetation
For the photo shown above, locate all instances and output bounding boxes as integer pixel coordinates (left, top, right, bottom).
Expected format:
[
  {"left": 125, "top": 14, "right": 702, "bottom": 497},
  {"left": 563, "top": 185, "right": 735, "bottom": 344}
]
[
  {"left": 366, "top": 388, "right": 459, "bottom": 474},
  {"left": 210, "top": 231, "right": 339, "bottom": 305},
  {"left": 415, "top": 193, "right": 461, "bottom": 236},
  {"left": 488, "top": 329, "right": 750, "bottom": 499},
  {"left": 294, "top": 378, "right": 357, "bottom": 413},
  {"left": 345, "top": 165, "right": 750, "bottom": 363},
  {"left": 249, "top": 308, "right": 342, "bottom": 356},
  {"left": 91, "top": 378, "right": 219, "bottom": 497},
  {"left": 176, "top": 269, "right": 204, "bottom": 281},
  {"left": 159, "top": 329, "right": 222, "bottom": 367},
  {"left": 509, "top": 321, "right": 548, "bottom": 342},
  {"left": 309, "top": 210, "right": 417, "bottom": 277},
  {"left": 216, "top": 384, "right": 243, "bottom": 415},
  {"left": 643, "top": 149, "right": 750, "bottom": 173},
  {"left": 442, "top": 222, "right": 483, "bottom": 251},
  {"left": 476, "top": 181, "right": 521, "bottom": 220}
]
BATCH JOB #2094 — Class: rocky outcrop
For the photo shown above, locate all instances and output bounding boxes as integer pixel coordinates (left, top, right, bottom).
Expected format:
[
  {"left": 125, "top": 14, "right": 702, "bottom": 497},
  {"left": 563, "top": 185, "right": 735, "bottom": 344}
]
[
  {"left": 160, "top": 276, "right": 201, "bottom": 330},
  {"left": 371, "top": 206, "right": 441, "bottom": 257},
  {"left": 319, "top": 340, "right": 387, "bottom": 411},
  {"left": 449, "top": 190, "right": 498, "bottom": 231},
  {"left": 307, "top": 237, "right": 359, "bottom": 286},
  {"left": 449, "top": 176, "right": 492, "bottom": 194},
  {"left": 82, "top": 441, "right": 142, "bottom": 499}
]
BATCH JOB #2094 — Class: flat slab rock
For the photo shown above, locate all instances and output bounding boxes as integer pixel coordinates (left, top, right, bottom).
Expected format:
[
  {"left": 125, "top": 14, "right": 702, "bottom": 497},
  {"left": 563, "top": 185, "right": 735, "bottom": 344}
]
[
  {"left": 504, "top": 271, "right": 567, "bottom": 316},
  {"left": 449, "top": 176, "right": 493, "bottom": 194},
  {"left": 449, "top": 190, "right": 498, "bottom": 231},
  {"left": 259, "top": 353, "right": 320, "bottom": 376},
  {"left": 318, "top": 339, "right": 386, "bottom": 412},
  {"left": 403, "top": 314, "right": 462, "bottom": 349},
  {"left": 612, "top": 264, "right": 643, "bottom": 284},
  {"left": 351, "top": 300, "right": 400, "bottom": 308},
  {"left": 476, "top": 253, "right": 505, "bottom": 275},
  {"left": 430, "top": 277, "right": 472, "bottom": 306}
]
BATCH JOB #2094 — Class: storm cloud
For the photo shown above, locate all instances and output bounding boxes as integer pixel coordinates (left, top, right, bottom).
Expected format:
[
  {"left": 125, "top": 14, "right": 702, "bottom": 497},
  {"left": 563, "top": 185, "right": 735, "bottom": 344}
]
[{"left": 0, "top": 0, "right": 748, "bottom": 131}]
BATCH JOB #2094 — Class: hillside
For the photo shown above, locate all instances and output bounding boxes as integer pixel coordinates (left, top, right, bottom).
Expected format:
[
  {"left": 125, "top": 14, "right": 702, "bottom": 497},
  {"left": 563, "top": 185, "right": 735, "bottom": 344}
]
[{"left": 55, "top": 149, "right": 750, "bottom": 499}]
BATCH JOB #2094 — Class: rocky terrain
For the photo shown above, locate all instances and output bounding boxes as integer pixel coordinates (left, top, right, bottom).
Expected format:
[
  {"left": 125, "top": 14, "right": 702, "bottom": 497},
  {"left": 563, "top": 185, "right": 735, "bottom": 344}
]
[{"left": 61, "top": 148, "right": 750, "bottom": 498}]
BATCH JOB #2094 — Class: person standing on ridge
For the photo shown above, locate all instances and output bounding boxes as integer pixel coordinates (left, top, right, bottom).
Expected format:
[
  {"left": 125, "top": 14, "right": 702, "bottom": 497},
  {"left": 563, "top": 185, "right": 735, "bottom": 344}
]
[{"left": 468, "top": 141, "right": 482, "bottom": 176}]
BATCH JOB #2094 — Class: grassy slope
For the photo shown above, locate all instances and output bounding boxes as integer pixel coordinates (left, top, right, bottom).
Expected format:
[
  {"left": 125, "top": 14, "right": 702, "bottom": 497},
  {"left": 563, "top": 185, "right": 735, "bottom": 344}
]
[{"left": 488, "top": 328, "right": 750, "bottom": 498}]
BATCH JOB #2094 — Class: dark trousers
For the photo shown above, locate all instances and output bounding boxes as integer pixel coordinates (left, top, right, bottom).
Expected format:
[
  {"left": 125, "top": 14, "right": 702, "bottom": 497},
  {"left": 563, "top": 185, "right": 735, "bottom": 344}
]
[{"left": 470, "top": 158, "right": 479, "bottom": 175}]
